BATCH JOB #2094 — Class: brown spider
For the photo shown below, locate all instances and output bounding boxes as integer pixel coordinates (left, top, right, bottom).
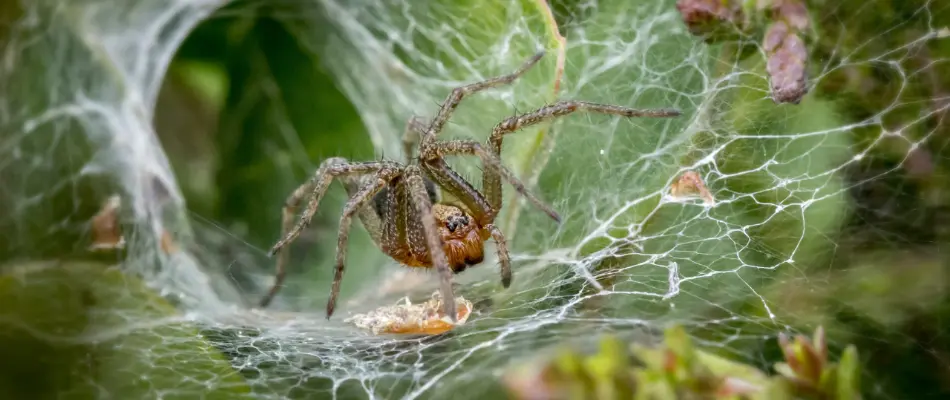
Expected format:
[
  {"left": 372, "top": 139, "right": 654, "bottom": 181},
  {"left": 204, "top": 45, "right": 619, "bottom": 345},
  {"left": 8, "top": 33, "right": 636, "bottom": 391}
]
[{"left": 258, "top": 50, "right": 681, "bottom": 321}]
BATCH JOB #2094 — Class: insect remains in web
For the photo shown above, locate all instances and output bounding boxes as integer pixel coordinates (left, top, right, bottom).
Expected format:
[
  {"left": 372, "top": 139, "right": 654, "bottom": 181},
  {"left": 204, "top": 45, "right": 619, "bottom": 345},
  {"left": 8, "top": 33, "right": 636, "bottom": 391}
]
[
  {"left": 256, "top": 49, "right": 682, "bottom": 334},
  {"left": 669, "top": 170, "right": 715, "bottom": 205},
  {"left": 345, "top": 290, "right": 473, "bottom": 336}
]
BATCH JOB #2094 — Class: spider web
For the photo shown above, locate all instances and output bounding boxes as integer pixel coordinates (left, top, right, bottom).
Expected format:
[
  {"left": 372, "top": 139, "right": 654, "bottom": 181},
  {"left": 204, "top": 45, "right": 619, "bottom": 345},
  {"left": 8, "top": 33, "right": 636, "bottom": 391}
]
[{"left": 1, "top": 0, "right": 948, "bottom": 398}]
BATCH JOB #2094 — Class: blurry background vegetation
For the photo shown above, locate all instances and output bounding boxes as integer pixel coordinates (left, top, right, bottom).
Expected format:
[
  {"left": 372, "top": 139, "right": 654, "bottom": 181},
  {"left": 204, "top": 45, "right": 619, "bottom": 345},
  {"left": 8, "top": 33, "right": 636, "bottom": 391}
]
[{"left": 1, "top": 0, "right": 949, "bottom": 398}]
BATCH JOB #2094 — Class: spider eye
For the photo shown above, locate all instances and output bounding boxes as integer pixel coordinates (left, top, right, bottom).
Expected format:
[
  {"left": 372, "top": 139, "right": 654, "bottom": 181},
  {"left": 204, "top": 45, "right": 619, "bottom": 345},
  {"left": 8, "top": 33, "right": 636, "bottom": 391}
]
[{"left": 446, "top": 214, "right": 468, "bottom": 233}]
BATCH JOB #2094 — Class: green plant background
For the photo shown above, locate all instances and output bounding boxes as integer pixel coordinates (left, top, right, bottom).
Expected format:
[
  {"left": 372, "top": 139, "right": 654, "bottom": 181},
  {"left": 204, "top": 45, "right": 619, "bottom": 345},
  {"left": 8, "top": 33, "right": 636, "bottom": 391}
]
[{"left": 0, "top": 0, "right": 948, "bottom": 399}]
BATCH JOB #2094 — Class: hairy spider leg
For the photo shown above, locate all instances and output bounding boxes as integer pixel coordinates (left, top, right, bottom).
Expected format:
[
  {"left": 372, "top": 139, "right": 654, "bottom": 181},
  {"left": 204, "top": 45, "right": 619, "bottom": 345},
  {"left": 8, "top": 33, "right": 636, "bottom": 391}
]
[
  {"left": 325, "top": 169, "right": 401, "bottom": 319},
  {"left": 420, "top": 50, "right": 545, "bottom": 147},
  {"left": 405, "top": 157, "right": 513, "bottom": 290},
  {"left": 405, "top": 165, "right": 458, "bottom": 321},
  {"left": 418, "top": 141, "right": 550, "bottom": 291},
  {"left": 419, "top": 158, "right": 496, "bottom": 223},
  {"left": 423, "top": 139, "right": 560, "bottom": 224},
  {"left": 483, "top": 100, "right": 683, "bottom": 210},
  {"left": 399, "top": 111, "right": 513, "bottom": 290},
  {"left": 401, "top": 115, "right": 427, "bottom": 162},
  {"left": 397, "top": 115, "right": 441, "bottom": 205},
  {"left": 417, "top": 102, "right": 681, "bottom": 291},
  {"left": 485, "top": 224, "right": 512, "bottom": 287},
  {"left": 409, "top": 49, "right": 555, "bottom": 223},
  {"left": 260, "top": 158, "right": 400, "bottom": 308}
]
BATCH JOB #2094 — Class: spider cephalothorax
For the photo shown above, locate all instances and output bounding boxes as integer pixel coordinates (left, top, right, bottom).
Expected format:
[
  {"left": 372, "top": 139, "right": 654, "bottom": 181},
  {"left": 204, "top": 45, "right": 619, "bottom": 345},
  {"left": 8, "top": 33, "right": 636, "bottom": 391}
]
[
  {"left": 423, "top": 203, "right": 487, "bottom": 272},
  {"left": 379, "top": 200, "right": 488, "bottom": 273},
  {"left": 257, "top": 50, "right": 681, "bottom": 320}
]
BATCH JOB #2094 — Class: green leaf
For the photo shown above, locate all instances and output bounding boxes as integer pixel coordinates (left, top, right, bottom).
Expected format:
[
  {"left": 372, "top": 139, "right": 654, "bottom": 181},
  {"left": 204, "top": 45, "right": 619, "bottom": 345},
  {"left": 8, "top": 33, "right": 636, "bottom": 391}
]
[
  {"left": 836, "top": 345, "right": 861, "bottom": 400},
  {"left": 0, "top": 261, "right": 250, "bottom": 398}
]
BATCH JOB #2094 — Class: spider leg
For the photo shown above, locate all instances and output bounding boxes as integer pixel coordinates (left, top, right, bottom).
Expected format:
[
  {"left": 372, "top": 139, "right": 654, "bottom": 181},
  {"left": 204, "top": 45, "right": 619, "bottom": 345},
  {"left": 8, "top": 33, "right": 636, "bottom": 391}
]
[
  {"left": 341, "top": 174, "right": 384, "bottom": 246},
  {"left": 259, "top": 158, "right": 398, "bottom": 308},
  {"left": 417, "top": 158, "right": 512, "bottom": 289},
  {"left": 420, "top": 158, "right": 494, "bottom": 224},
  {"left": 401, "top": 115, "right": 427, "bottom": 163},
  {"left": 492, "top": 101, "right": 681, "bottom": 139},
  {"left": 326, "top": 170, "right": 400, "bottom": 319},
  {"left": 421, "top": 50, "right": 545, "bottom": 146},
  {"left": 405, "top": 165, "right": 458, "bottom": 322},
  {"left": 483, "top": 100, "right": 682, "bottom": 210},
  {"left": 423, "top": 140, "right": 560, "bottom": 224},
  {"left": 485, "top": 224, "right": 512, "bottom": 288}
]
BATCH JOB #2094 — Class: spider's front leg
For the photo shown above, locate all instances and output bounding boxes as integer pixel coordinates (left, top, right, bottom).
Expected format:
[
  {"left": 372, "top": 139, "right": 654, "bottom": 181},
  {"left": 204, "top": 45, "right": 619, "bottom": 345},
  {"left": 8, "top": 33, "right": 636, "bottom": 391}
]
[
  {"left": 422, "top": 140, "right": 560, "bottom": 224},
  {"left": 416, "top": 154, "right": 522, "bottom": 291},
  {"left": 421, "top": 50, "right": 545, "bottom": 146},
  {"left": 484, "top": 100, "right": 682, "bottom": 211},
  {"left": 430, "top": 100, "right": 681, "bottom": 219},
  {"left": 405, "top": 165, "right": 459, "bottom": 322}
]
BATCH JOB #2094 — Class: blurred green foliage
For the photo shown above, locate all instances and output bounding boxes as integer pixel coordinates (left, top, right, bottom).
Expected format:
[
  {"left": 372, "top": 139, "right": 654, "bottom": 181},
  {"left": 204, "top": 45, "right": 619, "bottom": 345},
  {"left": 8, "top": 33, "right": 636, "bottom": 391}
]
[
  {"left": 503, "top": 325, "right": 861, "bottom": 400},
  {"left": 0, "top": 262, "right": 250, "bottom": 398}
]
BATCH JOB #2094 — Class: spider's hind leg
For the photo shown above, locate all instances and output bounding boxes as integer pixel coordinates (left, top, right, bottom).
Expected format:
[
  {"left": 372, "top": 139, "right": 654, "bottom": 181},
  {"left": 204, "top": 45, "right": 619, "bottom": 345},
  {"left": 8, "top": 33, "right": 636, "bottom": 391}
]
[
  {"left": 325, "top": 166, "right": 402, "bottom": 318},
  {"left": 259, "top": 158, "right": 399, "bottom": 309},
  {"left": 421, "top": 50, "right": 545, "bottom": 145}
]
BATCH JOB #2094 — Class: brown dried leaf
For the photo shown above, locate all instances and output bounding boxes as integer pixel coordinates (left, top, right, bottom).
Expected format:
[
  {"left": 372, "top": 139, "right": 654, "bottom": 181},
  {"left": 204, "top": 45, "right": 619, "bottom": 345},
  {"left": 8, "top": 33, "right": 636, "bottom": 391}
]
[
  {"left": 772, "top": 0, "right": 809, "bottom": 30},
  {"left": 675, "top": 0, "right": 744, "bottom": 38},
  {"left": 764, "top": 21, "right": 808, "bottom": 104},
  {"left": 670, "top": 170, "right": 715, "bottom": 205},
  {"left": 763, "top": 0, "right": 810, "bottom": 104},
  {"left": 160, "top": 230, "right": 179, "bottom": 255},
  {"left": 89, "top": 195, "right": 125, "bottom": 251}
]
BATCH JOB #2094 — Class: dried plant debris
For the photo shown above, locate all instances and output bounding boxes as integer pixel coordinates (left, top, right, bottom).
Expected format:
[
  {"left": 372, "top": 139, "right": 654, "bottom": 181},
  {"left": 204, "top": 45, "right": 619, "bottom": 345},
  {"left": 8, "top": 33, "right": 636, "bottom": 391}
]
[
  {"left": 160, "top": 229, "right": 179, "bottom": 255},
  {"left": 675, "top": 0, "right": 745, "bottom": 40},
  {"left": 89, "top": 195, "right": 125, "bottom": 251},
  {"left": 676, "top": 0, "right": 812, "bottom": 104},
  {"left": 763, "top": 0, "right": 810, "bottom": 104},
  {"left": 345, "top": 291, "right": 473, "bottom": 335},
  {"left": 670, "top": 170, "right": 715, "bottom": 205},
  {"left": 88, "top": 193, "right": 180, "bottom": 255}
]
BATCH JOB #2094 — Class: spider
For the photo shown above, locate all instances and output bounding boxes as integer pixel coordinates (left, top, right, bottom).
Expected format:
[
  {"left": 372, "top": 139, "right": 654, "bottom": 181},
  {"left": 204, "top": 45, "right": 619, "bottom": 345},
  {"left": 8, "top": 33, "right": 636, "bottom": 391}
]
[{"left": 258, "top": 50, "right": 681, "bottom": 321}]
